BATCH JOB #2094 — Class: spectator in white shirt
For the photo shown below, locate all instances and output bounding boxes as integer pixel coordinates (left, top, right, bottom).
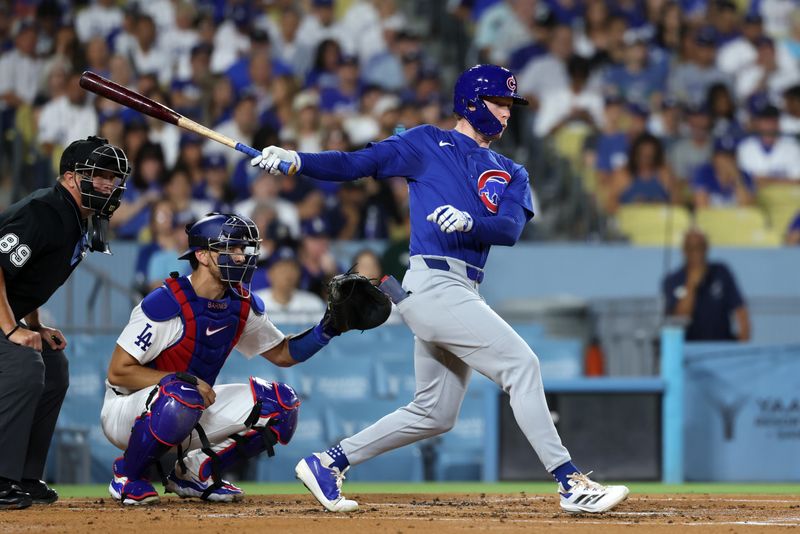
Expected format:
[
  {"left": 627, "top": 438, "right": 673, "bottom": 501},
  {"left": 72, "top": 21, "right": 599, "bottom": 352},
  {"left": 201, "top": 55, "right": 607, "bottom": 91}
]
[
  {"left": 271, "top": 6, "right": 314, "bottom": 79},
  {"left": 780, "top": 85, "right": 800, "bottom": 136},
  {"left": 736, "top": 37, "right": 800, "bottom": 103},
  {"left": 296, "top": 0, "right": 344, "bottom": 54},
  {"left": 473, "top": 0, "right": 536, "bottom": 66},
  {"left": 518, "top": 24, "right": 574, "bottom": 109},
  {"left": 255, "top": 257, "right": 326, "bottom": 326},
  {"left": 0, "top": 23, "right": 43, "bottom": 112},
  {"left": 75, "top": 0, "right": 123, "bottom": 43},
  {"left": 717, "top": 13, "right": 765, "bottom": 76},
  {"left": 159, "top": 1, "right": 199, "bottom": 82},
  {"left": 534, "top": 55, "right": 604, "bottom": 137},
  {"left": 37, "top": 72, "right": 99, "bottom": 157},
  {"left": 128, "top": 14, "right": 172, "bottom": 86},
  {"left": 203, "top": 95, "right": 258, "bottom": 161},
  {"left": 211, "top": 5, "right": 251, "bottom": 74},
  {"left": 737, "top": 99, "right": 800, "bottom": 182}
]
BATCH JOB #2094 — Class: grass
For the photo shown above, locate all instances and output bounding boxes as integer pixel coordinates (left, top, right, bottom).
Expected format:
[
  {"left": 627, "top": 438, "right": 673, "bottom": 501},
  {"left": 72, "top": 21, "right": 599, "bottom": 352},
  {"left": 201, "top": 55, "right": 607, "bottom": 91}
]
[{"left": 55, "top": 482, "right": 800, "bottom": 499}]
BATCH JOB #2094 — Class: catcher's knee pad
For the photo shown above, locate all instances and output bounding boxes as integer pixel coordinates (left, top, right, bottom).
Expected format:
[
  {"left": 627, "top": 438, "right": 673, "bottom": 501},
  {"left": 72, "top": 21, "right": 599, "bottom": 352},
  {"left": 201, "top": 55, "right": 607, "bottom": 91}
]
[
  {"left": 149, "top": 374, "right": 206, "bottom": 444},
  {"left": 122, "top": 374, "right": 205, "bottom": 480},
  {"left": 249, "top": 376, "right": 300, "bottom": 444}
]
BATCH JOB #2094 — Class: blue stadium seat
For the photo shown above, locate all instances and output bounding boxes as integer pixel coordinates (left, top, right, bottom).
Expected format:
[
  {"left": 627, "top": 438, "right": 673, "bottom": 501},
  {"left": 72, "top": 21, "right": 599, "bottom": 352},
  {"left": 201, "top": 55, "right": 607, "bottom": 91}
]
[
  {"left": 257, "top": 402, "right": 332, "bottom": 482},
  {"left": 434, "top": 376, "right": 495, "bottom": 481},
  {"left": 324, "top": 400, "right": 424, "bottom": 482},
  {"left": 374, "top": 357, "right": 416, "bottom": 400},
  {"left": 291, "top": 357, "right": 377, "bottom": 401}
]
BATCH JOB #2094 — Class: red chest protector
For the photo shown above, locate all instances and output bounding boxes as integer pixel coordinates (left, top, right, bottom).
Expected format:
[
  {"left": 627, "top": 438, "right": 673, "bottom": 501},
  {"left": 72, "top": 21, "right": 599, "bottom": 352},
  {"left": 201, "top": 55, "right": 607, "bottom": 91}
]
[{"left": 144, "top": 275, "right": 250, "bottom": 386}]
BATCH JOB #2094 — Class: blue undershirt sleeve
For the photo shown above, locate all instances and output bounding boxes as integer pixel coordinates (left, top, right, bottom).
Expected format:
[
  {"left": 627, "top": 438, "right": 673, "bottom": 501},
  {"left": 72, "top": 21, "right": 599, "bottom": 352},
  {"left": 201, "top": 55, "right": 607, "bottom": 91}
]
[{"left": 470, "top": 200, "right": 527, "bottom": 246}]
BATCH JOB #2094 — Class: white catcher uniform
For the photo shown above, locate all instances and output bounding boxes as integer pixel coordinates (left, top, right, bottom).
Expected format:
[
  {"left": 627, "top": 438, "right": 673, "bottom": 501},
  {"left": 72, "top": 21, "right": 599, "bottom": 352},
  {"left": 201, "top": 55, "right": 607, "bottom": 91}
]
[{"left": 101, "top": 275, "right": 285, "bottom": 476}]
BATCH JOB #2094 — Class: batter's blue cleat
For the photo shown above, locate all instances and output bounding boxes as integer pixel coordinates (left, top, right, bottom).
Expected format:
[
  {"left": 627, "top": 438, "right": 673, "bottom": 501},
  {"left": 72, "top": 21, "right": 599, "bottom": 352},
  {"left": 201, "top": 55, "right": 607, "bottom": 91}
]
[
  {"left": 165, "top": 469, "right": 244, "bottom": 502},
  {"left": 295, "top": 454, "right": 358, "bottom": 512},
  {"left": 108, "top": 458, "right": 159, "bottom": 506},
  {"left": 558, "top": 472, "right": 629, "bottom": 513}
]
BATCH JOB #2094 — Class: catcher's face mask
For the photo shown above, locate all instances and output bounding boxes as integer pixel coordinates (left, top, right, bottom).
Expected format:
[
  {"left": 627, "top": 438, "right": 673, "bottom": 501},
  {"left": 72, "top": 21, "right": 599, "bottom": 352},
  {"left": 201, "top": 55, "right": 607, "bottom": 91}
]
[{"left": 180, "top": 213, "right": 262, "bottom": 298}]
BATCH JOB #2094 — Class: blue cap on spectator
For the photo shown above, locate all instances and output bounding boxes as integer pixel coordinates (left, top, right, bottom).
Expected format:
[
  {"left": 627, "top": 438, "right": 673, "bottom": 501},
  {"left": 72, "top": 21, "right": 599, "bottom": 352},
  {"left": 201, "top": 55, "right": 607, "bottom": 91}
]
[
  {"left": 744, "top": 13, "right": 763, "bottom": 24},
  {"left": 190, "top": 42, "right": 213, "bottom": 57},
  {"left": 203, "top": 153, "right": 228, "bottom": 169},
  {"left": 313, "top": 0, "right": 334, "bottom": 6},
  {"left": 180, "top": 133, "right": 203, "bottom": 147},
  {"left": 301, "top": 217, "right": 330, "bottom": 238},
  {"left": 98, "top": 110, "right": 122, "bottom": 124},
  {"left": 266, "top": 245, "right": 298, "bottom": 268},
  {"left": 749, "top": 93, "right": 780, "bottom": 118},
  {"left": 230, "top": 4, "right": 251, "bottom": 27},
  {"left": 713, "top": 136, "right": 738, "bottom": 154},
  {"left": 695, "top": 26, "right": 717, "bottom": 46},
  {"left": 661, "top": 96, "right": 680, "bottom": 109},
  {"left": 340, "top": 54, "right": 358, "bottom": 66},
  {"left": 627, "top": 100, "right": 650, "bottom": 117},
  {"left": 755, "top": 35, "right": 774, "bottom": 48},
  {"left": 684, "top": 101, "right": 710, "bottom": 115}
]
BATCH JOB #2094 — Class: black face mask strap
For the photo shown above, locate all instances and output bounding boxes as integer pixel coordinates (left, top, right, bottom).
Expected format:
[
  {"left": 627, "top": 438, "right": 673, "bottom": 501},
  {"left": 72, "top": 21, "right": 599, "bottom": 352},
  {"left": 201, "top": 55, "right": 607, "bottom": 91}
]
[{"left": 89, "top": 214, "right": 112, "bottom": 254}]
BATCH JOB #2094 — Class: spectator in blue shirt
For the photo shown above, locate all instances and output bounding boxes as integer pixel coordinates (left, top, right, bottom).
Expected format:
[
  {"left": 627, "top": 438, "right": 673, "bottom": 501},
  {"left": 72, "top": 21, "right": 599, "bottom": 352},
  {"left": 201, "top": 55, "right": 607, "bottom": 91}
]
[
  {"left": 663, "top": 229, "right": 751, "bottom": 342},
  {"left": 603, "top": 31, "right": 665, "bottom": 107},
  {"left": 691, "top": 136, "right": 756, "bottom": 208},
  {"left": 786, "top": 211, "right": 800, "bottom": 245},
  {"left": 615, "top": 132, "right": 676, "bottom": 211}
]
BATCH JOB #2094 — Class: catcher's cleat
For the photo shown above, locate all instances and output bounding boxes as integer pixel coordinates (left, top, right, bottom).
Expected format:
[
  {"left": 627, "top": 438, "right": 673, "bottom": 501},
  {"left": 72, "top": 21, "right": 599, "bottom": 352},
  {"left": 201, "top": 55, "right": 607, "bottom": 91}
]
[
  {"left": 558, "top": 472, "right": 629, "bottom": 513},
  {"left": 295, "top": 454, "right": 358, "bottom": 512},
  {"left": 165, "top": 469, "right": 244, "bottom": 502},
  {"left": 19, "top": 479, "right": 58, "bottom": 504},
  {"left": 108, "top": 458, "right": 159, "bottom": 506}
]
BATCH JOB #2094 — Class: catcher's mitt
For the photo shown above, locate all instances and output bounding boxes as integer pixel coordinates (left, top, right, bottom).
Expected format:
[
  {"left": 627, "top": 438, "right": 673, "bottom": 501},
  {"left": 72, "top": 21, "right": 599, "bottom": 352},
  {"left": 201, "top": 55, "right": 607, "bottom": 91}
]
[{"left": 325, "top": 272, "right": 392, "bottom": 332}]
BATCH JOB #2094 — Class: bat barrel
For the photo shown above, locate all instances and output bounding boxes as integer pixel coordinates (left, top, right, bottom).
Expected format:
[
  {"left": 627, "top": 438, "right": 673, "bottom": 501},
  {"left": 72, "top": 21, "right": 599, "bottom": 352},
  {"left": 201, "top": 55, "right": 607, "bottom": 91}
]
[{"left": 79, "top": 71, "right": 181, "bottom": 125}]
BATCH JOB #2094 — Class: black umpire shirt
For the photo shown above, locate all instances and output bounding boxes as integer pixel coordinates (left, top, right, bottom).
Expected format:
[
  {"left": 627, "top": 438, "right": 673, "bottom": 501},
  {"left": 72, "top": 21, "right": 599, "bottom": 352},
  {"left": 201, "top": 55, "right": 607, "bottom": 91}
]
[{"left": 0, "top": 183, "right": 88, "bottom": 321}]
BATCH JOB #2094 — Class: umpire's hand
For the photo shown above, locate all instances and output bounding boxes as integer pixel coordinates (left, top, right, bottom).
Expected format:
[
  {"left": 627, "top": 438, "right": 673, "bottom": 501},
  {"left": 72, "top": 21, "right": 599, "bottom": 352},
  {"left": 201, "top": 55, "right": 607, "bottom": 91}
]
[
  {"left": 38, "top": 326, "right": 67, "bottom": 350},
  {"left": 9, "top": 327, "right": 43, "bottom": 351}
]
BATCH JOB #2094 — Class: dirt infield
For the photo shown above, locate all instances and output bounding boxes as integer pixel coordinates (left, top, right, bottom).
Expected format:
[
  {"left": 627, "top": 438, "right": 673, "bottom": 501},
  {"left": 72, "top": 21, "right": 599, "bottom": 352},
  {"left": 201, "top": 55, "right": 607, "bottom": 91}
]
[{"left": 3, "top": 493, "right": 800, "bottom": 533}]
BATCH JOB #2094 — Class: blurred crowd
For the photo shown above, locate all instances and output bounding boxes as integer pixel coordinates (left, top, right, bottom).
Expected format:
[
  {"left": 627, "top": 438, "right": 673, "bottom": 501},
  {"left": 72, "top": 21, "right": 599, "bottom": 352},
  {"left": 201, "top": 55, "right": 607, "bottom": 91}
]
[{"left": 0, "top": 0, "right": 799, "bottom": 306}]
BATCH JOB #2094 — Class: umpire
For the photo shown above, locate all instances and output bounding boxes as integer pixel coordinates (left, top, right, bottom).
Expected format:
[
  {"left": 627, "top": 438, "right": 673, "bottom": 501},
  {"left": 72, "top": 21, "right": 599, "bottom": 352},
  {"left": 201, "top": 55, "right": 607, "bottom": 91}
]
[{"left": 0, "top": 136, "right": 130, "bottom": 509}]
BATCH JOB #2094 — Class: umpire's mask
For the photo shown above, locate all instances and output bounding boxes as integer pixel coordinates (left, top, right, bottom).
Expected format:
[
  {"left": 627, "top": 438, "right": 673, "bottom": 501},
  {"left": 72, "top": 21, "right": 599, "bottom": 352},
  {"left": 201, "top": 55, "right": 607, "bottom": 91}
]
[{"left": 73, "top": 141, "right": 131, "bottom": 219}]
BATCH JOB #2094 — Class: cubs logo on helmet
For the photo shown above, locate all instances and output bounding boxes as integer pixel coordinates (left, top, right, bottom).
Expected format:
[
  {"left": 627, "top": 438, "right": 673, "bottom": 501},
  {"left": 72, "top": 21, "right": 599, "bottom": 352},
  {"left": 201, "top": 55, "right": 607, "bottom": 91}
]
[
  {"left": 477, "top": 169, "right": 511, "bottom": 214},
  {"left": 506, "top": 76, "right": 517, "bottom": 92}
]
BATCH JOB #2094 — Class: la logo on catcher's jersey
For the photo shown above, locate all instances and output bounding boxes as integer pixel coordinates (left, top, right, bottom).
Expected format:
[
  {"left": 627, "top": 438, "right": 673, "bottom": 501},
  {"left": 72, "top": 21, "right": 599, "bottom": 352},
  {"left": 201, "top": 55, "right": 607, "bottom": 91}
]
[{"left": 477, "top": 169, "right": 511, "bottom": 214}]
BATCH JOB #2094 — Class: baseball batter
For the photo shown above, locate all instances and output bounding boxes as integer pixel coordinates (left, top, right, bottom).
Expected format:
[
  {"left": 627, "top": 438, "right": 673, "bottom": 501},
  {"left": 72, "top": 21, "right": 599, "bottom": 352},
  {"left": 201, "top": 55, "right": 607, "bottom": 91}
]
[
  {"left": 252, "top": 64, "right": 629, "bottom": 514},
  {"left": 101, "top": 213, "right": 344, "bottom": 505}
]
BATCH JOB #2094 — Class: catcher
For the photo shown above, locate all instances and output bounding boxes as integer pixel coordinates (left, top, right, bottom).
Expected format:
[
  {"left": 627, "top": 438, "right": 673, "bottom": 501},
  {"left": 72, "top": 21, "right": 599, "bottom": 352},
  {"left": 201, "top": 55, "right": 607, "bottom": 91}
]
[{"left": 100, "top": 212, "right": 390, "bottom": 505}]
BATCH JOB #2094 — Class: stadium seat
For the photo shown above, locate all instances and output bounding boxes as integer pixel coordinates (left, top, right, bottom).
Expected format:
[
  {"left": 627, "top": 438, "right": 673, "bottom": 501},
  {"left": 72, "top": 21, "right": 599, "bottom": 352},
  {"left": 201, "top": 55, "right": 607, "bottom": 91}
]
[
  {"left": 695, "top": 207, "right": 779, "bottom": 247},
  {"left": 433, "top": 376, "right": 495, "bottom": 481},
  {"left": 757, "top": 183, "right": 800, "bottom": 235},
  {"left": 325, "top": 399, "right": 425, "bottom": 482},
  {"left": 615, "top": 204, "right": 692, "bottom": 246},
  {"left": 257, "top": 403, "right": 333, "bottom": 482},
  {"left": 291, "top": 357, "right": 377, "bottom": 401}
]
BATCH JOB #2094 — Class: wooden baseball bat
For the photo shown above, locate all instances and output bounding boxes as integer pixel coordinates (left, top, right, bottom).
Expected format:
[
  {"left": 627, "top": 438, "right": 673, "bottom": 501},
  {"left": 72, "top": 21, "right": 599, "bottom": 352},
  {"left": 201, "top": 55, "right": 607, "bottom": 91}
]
[{"left": 79, "top": 70, "right": 296, "bottom": 174}]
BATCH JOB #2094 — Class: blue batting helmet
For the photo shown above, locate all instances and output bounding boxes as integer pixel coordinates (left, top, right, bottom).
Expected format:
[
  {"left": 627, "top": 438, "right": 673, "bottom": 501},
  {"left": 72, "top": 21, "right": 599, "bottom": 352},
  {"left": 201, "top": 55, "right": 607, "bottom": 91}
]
[
  {"left": 179, "top": 213, "right": 261, "bottom": 296},
  {"left": 453, "top": 64, "right": 528, "bottom": 137}
]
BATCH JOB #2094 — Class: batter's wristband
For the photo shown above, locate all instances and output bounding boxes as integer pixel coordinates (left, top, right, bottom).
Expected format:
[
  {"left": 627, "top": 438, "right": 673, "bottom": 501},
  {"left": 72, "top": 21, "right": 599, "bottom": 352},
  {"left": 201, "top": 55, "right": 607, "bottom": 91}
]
[{"left": 5, "top": 325, "right": 19, "bottom": 339}]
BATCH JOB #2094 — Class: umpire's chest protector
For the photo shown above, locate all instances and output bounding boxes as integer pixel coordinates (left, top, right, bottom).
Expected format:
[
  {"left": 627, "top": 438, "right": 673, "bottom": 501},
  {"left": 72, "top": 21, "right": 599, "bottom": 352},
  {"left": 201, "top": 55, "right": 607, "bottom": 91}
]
[{"left": 143, "top": 276, "right": 251, "bottom": 386}]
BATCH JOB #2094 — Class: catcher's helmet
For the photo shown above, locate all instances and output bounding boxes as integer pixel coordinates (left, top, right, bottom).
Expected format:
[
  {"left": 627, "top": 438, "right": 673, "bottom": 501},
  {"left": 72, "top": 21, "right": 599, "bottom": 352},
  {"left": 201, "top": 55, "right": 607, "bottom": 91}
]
[
  {"left": 453, "top": 64, "right": 528, "bottom": 137},
  {"left": 179, "top": 213, "right": 261, "bottom": 296},
  {"left": 60, "top": 135, "right": 130, "bottom": 218}
]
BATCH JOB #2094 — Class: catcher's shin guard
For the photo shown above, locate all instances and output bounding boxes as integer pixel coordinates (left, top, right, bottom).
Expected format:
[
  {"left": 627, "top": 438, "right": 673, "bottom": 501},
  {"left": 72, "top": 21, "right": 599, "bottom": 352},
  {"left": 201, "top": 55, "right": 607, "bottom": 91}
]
[
  {"left": 120, "top": 374, "right": 205, "bottom": 480},
  {"left": 173, "top": 377, "right": 299, "bottom": 498}
]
